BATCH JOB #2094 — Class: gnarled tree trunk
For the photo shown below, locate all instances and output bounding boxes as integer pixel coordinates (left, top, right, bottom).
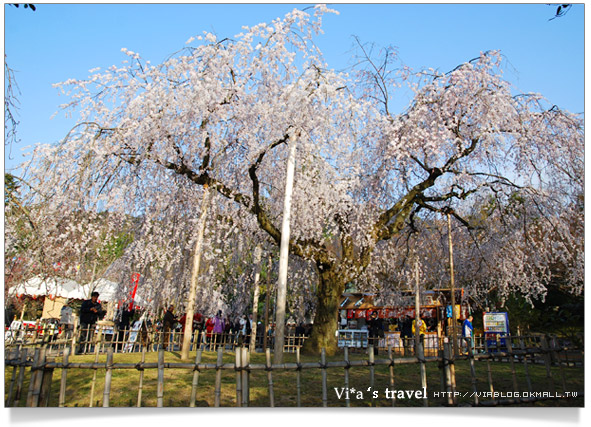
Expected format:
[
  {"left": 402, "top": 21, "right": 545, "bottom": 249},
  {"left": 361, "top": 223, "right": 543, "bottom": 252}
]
[{"left": 303, "top": 266, "right": 347, "bottom": 355}]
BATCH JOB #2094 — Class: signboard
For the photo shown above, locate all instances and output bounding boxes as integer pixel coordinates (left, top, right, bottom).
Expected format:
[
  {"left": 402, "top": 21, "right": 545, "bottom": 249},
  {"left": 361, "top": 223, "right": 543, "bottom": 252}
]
[
  {"left": 446, "top": 305, "right": 461, "bottom": 319},
  {"left": 483, "top": 312, "right": 510, "bottom": 351},
  {"left": 483, "top": 312, "right": 510, "bottom": 334},
  {"left": 123, "top": 320, "right": 142, "bottom": 353}
]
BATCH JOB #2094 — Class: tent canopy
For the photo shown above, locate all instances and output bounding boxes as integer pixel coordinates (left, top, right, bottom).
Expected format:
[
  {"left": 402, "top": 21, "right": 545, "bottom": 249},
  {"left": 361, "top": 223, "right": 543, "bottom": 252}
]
[{"left": 9, "top": 276, "right": 87, "bottom": 300}]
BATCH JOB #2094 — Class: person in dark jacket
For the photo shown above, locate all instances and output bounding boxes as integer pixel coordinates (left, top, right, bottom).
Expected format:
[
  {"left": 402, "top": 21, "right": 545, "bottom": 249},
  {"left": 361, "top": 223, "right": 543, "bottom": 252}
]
[
  {"left": 368, "top": 311, "right": 384, "bottom": 355},
  {"left": 400, "top": 315, "right": 413, "bottom": 356},
  {"left": 116, "top": 307, "right": 135, "bottom": 352},
  {"left": 77, "top": 292, "right": 105, "bottom": 354},
  {"left": 162, "top": 305, "right": 177, "bottom": 350}
]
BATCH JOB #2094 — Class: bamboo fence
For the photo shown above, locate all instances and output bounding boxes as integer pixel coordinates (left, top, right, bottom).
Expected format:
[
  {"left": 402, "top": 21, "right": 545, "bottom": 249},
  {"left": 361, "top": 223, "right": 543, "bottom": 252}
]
[{"left": 4, "top": 333, "right": 584, "bottom": 408}]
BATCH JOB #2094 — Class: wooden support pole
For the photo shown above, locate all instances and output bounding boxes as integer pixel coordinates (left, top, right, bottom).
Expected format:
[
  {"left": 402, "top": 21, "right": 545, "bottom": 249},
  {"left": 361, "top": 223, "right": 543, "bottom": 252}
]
[
  {"left": 447, "top": 212, "right": 459, "bottom": 357},
  {"left": 263, "top": 254, "right": 272, "bottom": 351},
  {"left": 102, "top": 347, "right": 114, "bottom": 407},
  {"left": 249, "top": 246, "right": 262, "bottom": 353},
  {"left": 181, "top": 184, "right": 211, "bottom": 361},
  {"left": 274, "top": 132, "right": 298, "bottom": 365}
]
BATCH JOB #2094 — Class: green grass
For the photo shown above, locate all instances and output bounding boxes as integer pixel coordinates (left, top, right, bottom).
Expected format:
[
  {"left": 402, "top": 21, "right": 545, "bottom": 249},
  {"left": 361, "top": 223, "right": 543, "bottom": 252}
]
[{"left": 5, "top": 349, "right": 584, "bottom": 407}]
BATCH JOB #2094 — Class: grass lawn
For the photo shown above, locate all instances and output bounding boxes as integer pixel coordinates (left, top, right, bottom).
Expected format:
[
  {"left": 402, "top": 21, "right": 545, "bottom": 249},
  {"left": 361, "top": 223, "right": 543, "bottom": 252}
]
[{"left": 5, "top": 348, "right": 584, "bottom": 407}]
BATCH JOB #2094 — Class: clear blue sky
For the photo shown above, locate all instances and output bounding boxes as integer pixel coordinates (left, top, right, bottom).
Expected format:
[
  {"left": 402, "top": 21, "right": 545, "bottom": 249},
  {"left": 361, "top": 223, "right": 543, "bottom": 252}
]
[{"left": 3, "top": 2, "right": 584, "bottom": 173}]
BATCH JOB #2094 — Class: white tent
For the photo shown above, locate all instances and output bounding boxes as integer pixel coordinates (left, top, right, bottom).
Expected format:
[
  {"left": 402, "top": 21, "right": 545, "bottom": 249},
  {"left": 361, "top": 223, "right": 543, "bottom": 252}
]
[
  {"left": 86, "top": 278, "right": 148, "bottom": 306},
  {"left": 9, "top": 276, "right": 87, "bottom": 300},
  {"left": 85, "top": 278, "right": 121, "bottom": 302}
]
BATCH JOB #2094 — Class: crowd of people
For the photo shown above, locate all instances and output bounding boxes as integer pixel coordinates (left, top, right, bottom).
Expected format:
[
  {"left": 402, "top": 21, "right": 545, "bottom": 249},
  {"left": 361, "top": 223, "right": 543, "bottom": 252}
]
[{"left": 147, "top": 306, "right": 312, "bottom": 351}]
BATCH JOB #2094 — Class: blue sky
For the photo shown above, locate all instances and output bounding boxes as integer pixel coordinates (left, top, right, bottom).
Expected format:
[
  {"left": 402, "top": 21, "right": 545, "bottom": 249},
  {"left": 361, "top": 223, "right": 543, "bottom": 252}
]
[{"left": 3, "top": 2, "right": 584, "bottom": 173}]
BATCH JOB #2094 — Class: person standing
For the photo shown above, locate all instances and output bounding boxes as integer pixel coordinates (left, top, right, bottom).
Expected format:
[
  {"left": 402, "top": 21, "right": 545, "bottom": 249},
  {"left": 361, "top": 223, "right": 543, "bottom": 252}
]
[
  {"left": 77, "top": 292, "right": 104, "bottom": 354},
  {"left": 212, "top": 310, "right": 225, "bottom": 349},
  {"left": 368, "top": 311, "right": 384, "bottom": 355},
  {"left": 162, "top": 305, "right": 177, "bottom": 351},
  {"left": 115, "top": 307, "right": 135, "bottom": 352},
  {"left": 238, "top": 314, "right": 250, "bottom": 346},
  {"left": 60, "top": 300, "right": 74, "bottom": 340},
  {"left": 400, "top": 315, "right": 413, "bottom": 355},
  {"left": 412, "top": 316, "right": 427, "bottom": 354},
  {"left": 204, "top": 316, "right": 215, "bottom": 349},
  {"left": 462, "top": 314, "right": 474, "bottom": 354}
]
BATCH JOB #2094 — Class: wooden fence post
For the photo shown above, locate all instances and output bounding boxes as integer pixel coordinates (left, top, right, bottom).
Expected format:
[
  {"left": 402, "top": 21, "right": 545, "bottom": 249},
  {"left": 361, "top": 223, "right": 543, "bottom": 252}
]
[
  {"left": 505, "top": 336, "right": 520, "bottom": 395},
  {"left": 89, "top": 343, "right": 101, "bottom": 407},
  {"left": 321, "top": 348, "right": 328, "bottom": 407},
  {"left": 265, "top": 347, "right": 275, "bottom": 407},
  {"left": 71, "top": 321, "right": 78, "bottom": 355},
  {"left": 343, "top": 346, "right": 350, "bottom": 408},
  {"left": 540, "top": 335, "right": 556, "bottom": 392},
  {"left": 102, "top": 347, "right": 114, "bottom": 407},
  {"left": 467, "top": 340, "right": 479, "bottom": 406},
  {"left": 235, "top": 347, "right": 242, "bottom": 407},
  {"left": 13, "top": 347, "right": 28, "bottom": 407},
  {"left": 442, "top": 340, "right": 454, "bottom": 406},
  {"left": 388, "top": 346, "right": 396, "bottom": 407},
  {"left": 519, "top": 335, "right": 533, "bottom": 394},
  {"left": 5, "top": 345, "right": 20, "bottom": 406},
  {"left": 137, "top": 347, "right": 146, "bottom": 407},
  {"left": 369, "top": 345, "right": 375, "bottom": 387},
  {"left": 241, "top": 346, "right": 250, "bottom": 406},
  {"left": 157, "top": 348, "right": 165, "bottom": 407},
  {"left": 39, "top": 353, "right": 55, "bottom": 407},
  {"left": 550, "top": 335, "right": 567, "bottom": 392},
  {"left": 26, "top": 347, "right": 42, "bottom": 407},
  {"left": 482, "top": 338, "right": 495, "bottom": 404},
  {"left": 296, "top": 347, "right": 302, "bottom": 407},
  {"left": 58, "top": 347, "right": 70, "bottom": 407},
  {"left": 190, "top": 348, "right": 203, "bottom": 407},
  {"left": 214, "top": 347, "right": 223, "bottom": 407},
  {"left": 417, "top": 339, "right": 428, "bottom": 407}
]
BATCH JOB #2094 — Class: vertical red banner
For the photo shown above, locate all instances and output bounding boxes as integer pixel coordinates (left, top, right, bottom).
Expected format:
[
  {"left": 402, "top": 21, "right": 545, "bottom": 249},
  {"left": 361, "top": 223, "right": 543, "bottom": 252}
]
[{"left": 129, "top": 273, "right": 140, "bottom": 310}]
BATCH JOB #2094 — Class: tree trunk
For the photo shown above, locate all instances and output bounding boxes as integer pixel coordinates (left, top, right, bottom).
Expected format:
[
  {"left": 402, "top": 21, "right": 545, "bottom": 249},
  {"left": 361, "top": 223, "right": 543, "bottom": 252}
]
[{"left": 303, "top": 267, "right": 346, "bottom": 356}]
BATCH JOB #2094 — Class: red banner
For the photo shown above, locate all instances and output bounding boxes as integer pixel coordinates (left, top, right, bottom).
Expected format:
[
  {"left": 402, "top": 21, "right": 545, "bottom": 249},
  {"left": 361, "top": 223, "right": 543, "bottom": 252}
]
[{"left": 129, "top": 273, "right": 140, "bottom": 310}]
